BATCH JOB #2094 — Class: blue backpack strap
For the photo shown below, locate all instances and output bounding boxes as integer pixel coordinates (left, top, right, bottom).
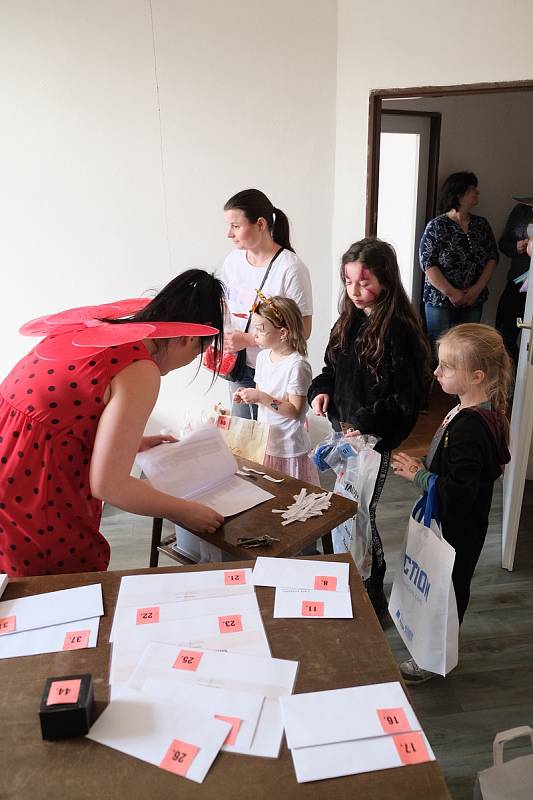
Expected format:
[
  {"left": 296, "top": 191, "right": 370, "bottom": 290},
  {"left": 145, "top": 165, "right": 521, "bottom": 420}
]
[{"left": 412, "top": 474, "right": 440, "bottom": 527}]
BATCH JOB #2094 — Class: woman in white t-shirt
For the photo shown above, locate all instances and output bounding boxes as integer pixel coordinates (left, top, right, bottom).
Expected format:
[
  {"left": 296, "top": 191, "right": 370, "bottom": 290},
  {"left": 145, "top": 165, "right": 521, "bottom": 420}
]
[
  {"left": 233, "top": 295, "right": 319, "bottom": 484},
  {"left": 222, "top": 189, "right": 313, "bottom": 419}
]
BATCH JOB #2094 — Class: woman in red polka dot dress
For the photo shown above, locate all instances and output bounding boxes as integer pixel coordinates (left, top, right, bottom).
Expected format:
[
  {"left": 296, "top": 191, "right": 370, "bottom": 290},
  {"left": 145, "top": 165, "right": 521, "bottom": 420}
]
[{"left": 0, "top": 270, "right": 225, "bottom": 577}]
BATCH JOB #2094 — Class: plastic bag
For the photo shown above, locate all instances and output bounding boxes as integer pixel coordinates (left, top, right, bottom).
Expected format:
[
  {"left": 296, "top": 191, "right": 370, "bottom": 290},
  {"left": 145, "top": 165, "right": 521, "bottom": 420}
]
[{"left": 312, "top": 432, "right": 380, "bottom": 579}]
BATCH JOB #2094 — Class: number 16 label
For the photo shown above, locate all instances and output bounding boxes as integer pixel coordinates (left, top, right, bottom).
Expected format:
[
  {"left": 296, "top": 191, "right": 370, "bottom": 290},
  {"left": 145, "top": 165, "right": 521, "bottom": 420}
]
[{"left": 377, "top": 707, "right": 411, "bottom": 734}]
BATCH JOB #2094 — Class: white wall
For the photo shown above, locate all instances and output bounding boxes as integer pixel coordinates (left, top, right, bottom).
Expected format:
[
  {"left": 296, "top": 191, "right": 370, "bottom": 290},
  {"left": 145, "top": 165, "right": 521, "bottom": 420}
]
[
  {"left": 383, "top": 92, "right": 533, "bottom": 325},
  {"left": 333, "top": 0, "right": 533, "bottom": 282},
  {"left": 0, "top": 0, "right": 337, "bottom": 432}
]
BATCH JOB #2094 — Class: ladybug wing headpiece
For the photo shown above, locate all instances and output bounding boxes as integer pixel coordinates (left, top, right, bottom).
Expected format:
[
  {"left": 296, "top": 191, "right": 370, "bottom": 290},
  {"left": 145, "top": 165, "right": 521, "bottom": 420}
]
[{"left": 19, "top": 298, "right": 219, "bottom": 361}]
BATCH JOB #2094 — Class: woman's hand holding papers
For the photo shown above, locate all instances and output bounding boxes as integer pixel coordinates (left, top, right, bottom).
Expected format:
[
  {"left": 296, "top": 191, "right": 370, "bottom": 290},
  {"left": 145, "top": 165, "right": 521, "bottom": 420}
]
[{"left": 173, "top": 500, "right": 224, "bottom": 535}]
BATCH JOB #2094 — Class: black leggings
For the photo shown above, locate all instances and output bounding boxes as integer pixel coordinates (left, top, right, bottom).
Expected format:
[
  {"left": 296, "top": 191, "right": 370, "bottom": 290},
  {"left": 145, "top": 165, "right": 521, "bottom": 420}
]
[{"left": 364, "top": 450, "right": 391, "bottom": 608}]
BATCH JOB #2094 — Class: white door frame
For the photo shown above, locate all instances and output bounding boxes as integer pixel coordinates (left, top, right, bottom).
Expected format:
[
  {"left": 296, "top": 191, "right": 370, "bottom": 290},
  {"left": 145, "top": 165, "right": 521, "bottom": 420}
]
[{"left": 502, "top": 254, "right": 533, "bottom": 570}]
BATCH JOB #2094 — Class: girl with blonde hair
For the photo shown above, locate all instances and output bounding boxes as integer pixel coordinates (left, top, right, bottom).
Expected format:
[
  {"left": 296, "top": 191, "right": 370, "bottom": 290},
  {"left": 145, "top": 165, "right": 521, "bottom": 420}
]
[
  {"left": 393, "top": 323, "right": 512, "bottom": 683},
  {"left": 233, "top": 294, "right": 318, "bottom": 483}
]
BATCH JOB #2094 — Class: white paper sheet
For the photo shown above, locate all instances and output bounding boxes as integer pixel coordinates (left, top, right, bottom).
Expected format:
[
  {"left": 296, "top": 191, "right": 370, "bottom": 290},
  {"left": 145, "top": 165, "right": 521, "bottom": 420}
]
[
  {"left": 252, "top": 557, "right": 350, "bottom": 592},
  {"left": 87, "top": 687, "right": 231, "bottom": 784},
  {"left": 273, "top": 588, "right": 353, "bottom": 619},
  {"left": 127, "top": 644, "right": 299, "bottom": 758},
  {"left": 110, "top": 570, "right": 255, "bottom": 642},
  {"left": 0, "top": 616, "right": 100, "bottom": 659},
  {"left": 110, "top": 605, "right": 271, "bottom": 691},
  {"left": 141, "top": 678, "right": 264, "bottom": 754},
  {"left": 289, "top": 731, "right": 435, "bottom": 783},
  {"left": 0, "top": 583, "right": 103, "bottom": 636},
  {"left": 135, "top": 427, "right": 274, "bottom": 516},
  {"left": 280, "top": 682, "right": 422, "bottom": 749}
]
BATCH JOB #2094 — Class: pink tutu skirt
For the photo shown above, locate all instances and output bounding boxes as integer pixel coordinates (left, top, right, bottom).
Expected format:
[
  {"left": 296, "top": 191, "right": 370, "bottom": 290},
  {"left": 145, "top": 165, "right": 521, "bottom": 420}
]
[{"left": 263, "top": 453, "right": 321, "bottom": 486}]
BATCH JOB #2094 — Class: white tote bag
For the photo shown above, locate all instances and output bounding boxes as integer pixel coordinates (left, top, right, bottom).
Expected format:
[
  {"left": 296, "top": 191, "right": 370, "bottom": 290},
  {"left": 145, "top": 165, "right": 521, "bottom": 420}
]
[
  {"left": 388, "top": 477, "right": 459, "bottom": 676},
  {"left": 331, "top": 446, "right": 381, "bottom": 580}
]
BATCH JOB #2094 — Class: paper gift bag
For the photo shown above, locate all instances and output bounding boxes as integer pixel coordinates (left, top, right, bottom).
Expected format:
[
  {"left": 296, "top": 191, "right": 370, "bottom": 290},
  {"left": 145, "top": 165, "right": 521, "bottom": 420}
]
[
  {"left": 388, "top": 477, "right": 459, "bottom": 676},
  {"left": 474, "top": 727, "right": 533, "bottom": 800},
  {"left": 215, "top": 415, "right": 270, "bottom": 464}
]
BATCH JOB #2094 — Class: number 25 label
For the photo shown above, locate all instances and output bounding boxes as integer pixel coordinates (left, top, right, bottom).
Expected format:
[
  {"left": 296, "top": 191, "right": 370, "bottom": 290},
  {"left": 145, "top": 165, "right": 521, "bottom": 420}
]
[{"left": 173, "top": 649, "right": 203, "bottom": 671}]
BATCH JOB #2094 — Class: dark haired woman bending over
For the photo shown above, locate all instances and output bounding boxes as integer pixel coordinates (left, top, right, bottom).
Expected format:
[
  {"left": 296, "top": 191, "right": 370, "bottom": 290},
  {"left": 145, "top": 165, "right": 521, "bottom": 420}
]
[
  {"left": 308, "top": 239, "right": 429, "bottom": 620},
  {"left": 222, "top": 189, "right": 313, "bottom": 419},
  {"left": 0, "top": 270, "right": 225, "bottom": 577}
]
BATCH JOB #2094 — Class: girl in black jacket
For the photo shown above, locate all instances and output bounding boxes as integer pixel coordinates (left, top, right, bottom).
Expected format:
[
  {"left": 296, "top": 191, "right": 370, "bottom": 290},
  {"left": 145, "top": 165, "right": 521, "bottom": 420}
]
[
  {"left": 393, "top": 323, "right": 511, "bottom": 683},
  {"left": 308, "top": 238, "right": 430, "bottom": 619}
]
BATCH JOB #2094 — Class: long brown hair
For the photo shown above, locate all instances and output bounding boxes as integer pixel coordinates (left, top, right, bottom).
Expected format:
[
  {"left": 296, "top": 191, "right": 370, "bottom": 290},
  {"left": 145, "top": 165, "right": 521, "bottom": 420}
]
[
  {"left": 330, "top": 238, "right": 430, "bottom": 376},
  {"left": 438, "top": 323, "right": 513, "bottom": 424}
]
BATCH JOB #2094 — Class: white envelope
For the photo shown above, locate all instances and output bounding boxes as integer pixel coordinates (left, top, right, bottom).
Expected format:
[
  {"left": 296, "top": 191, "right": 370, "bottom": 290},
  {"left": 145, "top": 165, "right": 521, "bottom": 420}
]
[
  {"left": 110, "top": 570, "right": 255, "bottom": 642},
  {"left": 141, "top": 678, "right": 264, "bottom": 754},
  {"left": 110, "top": 606, "right": 271, "bottom": 691},
  {"left": 280, "top": 682, "right": 422, "bottom": 749},
  {"left": 111, "top": 590, "right": 260, "bottom": 643},
  {"left": 290, "top": 731, "right": 435, "bottom": 783},
  {"left": 87, "top": 687, "right": 231, "bottom": 784},
  {"left": 273, "top": 588, "right": 353, "bottom": 619},
  {"left": 0, "top": 616, "right": 100, "bottom": 659},
  {"left": 0, "top": 583, "right": 103, "bottom": 635},
  {"left": 252, "top": 557, "right": 350, "bottom": 592},
  {"left": 127, "top": 644, "right": 299, "bottom": 758}
]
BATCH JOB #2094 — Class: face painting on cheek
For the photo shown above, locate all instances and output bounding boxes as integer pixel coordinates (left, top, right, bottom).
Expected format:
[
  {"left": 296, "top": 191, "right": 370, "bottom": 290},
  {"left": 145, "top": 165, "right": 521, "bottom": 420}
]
[{"left": 345, "top": 261, "right": 380, "bottom": 308}]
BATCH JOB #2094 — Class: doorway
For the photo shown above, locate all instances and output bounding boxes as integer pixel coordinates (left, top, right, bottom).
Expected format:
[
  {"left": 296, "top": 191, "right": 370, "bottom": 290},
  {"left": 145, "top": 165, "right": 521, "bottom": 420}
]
[{"left": 366, "top": 78, "right": 533, "bottom": 570}]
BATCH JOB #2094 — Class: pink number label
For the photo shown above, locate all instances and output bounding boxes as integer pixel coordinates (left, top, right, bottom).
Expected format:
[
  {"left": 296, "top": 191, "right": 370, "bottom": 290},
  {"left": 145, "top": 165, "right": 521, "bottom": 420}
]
[
  {"left": 173, "top": 649, "right": 203, "bottom": 672},
  {"left": 377, "top": 707, "right": 411, "bottom": 734},
  {"left": 214, "top": 715, "right": 242, "bottom": 746},
  {"left": 216, "top": 415, "right": 231, "bottom": 430},
  {"left": 301, "top": 601, "right": 325, "bottom": 617},
  {"left": 393, "top": 732, "right": 430, "bottom": 765},
  {"left": 314, "top": 575, "right": 337, "bottom": 591},
  {"left": 136, "top": 606, "right": 160, "bottom": 625},
  {"left": 224, "top": 570, "right": 246, "bottom": 585},
  {"left": 47, "top": 678, "right": 82, "bottom": 706},
  {"left": 63, "top": 629, "right": 90, "bottom": 650},
  {"left": 160, "top": 739, "right": 200, "bottom": 777},
  {"left": 218, "top": 614, "right": 243, "bottom": 634},
  {"left": 0, "top": 615, "right": 16, "bottom": 635}
]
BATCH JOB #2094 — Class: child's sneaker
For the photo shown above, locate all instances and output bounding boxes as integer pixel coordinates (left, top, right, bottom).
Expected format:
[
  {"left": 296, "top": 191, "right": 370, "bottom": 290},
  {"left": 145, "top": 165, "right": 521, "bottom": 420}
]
[{"left": 399, "top": 658, "right": 437, "bottom": 685}]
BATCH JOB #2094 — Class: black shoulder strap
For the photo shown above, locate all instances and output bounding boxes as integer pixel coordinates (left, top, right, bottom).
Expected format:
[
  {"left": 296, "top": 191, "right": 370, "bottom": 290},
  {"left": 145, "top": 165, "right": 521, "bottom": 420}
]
[{"left": 243, "top": 247, "right": 285, "bottom": 333}]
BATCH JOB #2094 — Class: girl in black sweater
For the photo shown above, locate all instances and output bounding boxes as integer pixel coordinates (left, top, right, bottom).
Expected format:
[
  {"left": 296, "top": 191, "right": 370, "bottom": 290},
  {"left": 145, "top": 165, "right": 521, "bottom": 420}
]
[
  {"left": 393, "top": 323, "right": 511, "bottom": 683},
  {"left": 308, "top": 238, "right": 430, "bottom": 619}
]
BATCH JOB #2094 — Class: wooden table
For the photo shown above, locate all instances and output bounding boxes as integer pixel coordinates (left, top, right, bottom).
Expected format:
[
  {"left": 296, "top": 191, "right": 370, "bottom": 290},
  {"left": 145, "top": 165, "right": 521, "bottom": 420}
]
[
  {"left": 0, "top": 555, "right": 451, "bottom": 800},
  {"left": 150, "top": 457, "right": 356, "bottom": 566}
]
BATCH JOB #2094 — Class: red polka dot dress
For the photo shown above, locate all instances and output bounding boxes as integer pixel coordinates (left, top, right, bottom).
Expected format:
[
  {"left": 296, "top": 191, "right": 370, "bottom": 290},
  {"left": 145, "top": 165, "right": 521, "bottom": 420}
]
[{"left": 0, "top": 342, "right": 154, "bottom": 577}]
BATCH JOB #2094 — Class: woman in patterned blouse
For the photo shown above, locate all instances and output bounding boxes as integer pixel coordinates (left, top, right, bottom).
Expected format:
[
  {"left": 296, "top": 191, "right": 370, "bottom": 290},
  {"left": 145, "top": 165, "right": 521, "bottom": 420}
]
[{"left": 419, "top": 171, "right": 498, "bottom": 363}]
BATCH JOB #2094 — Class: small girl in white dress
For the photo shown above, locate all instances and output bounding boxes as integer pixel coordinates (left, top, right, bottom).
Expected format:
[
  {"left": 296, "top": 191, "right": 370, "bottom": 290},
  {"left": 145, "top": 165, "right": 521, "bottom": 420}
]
[{"left": 233, "top": 294, "right": 319, "bottom": 484}]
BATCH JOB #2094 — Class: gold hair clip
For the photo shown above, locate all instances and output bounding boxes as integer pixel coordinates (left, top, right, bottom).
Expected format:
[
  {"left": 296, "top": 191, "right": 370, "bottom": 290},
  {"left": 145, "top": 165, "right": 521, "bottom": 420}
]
[{"left": 250, "top": 290, "right": 284, "bottom": 325}]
